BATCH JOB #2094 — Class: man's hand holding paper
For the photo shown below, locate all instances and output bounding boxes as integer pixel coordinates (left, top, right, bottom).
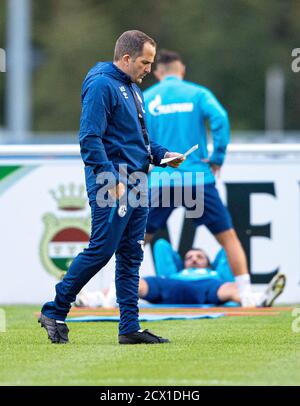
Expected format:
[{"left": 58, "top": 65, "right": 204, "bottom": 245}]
[{"left": 161, "top": 144, "right": 199, "bottom": 168}]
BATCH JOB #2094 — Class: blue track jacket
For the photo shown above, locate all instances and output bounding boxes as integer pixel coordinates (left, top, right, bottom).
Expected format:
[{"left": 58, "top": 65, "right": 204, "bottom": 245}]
[{"left": 79, "top": 62, "right": 168, "bottom": 193}]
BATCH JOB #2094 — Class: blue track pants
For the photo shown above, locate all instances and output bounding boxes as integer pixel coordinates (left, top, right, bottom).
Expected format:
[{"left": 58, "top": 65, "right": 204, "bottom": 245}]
[{"left": 42, "top": 192, "right": 148, "bottom": 335}]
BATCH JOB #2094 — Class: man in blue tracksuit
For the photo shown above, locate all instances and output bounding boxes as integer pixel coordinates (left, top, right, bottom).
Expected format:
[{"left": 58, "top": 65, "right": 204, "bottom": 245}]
[
  {"left": 39, "top": 31, "right": 184, "bottom": 345},
  {"left": 144, "top": 50, "right": 256, "bottom": 307}
]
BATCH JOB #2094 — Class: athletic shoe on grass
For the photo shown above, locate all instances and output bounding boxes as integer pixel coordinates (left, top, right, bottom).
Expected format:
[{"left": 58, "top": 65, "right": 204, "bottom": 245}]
[
  {"left": 38, "top": 313, "right": 69, "bottom": 344},
  {"left": 119, "top": 329, "right": 170, "bottom": 344}
]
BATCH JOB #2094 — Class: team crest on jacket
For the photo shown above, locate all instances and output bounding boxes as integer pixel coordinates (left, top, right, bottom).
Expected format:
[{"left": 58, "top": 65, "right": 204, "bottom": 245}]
[
  {"left": 118, "top": 204, "right": 127, "bottom": 217},
  {"left": 119, "top": 86, "right": 128, "bottom": 99},
  {"left": 40, "top": 184, "right": 91, "bottom": 280}
]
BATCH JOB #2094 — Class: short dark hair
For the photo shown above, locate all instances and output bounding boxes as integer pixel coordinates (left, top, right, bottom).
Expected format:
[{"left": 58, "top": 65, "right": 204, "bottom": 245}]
[
  {"left": 113, "top": 30, "right": 156, "bottom": 62},
  {"left": 156, "top": 49, "right": 183, "bottom": 65}
]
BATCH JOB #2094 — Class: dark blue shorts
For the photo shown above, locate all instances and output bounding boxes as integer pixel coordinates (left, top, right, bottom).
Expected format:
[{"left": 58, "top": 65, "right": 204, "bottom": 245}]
[
  {"left": 146, "top": 183, "right": 232, "bottom": 235},
  {"left": 142, "top": 276, "right": 223, "bottom": 305}
]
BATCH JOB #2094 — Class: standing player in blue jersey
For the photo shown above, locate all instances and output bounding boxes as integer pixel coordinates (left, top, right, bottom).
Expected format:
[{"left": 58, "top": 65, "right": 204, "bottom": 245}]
[
  {"left": 144, "top": 50, "right": 255, "bottom": 307},
  {"left": 39, "top": 33, "right": 185, "bottom": 345}
]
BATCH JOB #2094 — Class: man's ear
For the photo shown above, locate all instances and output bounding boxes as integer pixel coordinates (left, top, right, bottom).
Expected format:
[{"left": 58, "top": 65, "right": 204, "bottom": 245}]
[
  {"left": 181, "top": 64, "right": 186, "bottom": 78},
  {"left": 122, "top": 54, "right": 131, "bottom": 66}
]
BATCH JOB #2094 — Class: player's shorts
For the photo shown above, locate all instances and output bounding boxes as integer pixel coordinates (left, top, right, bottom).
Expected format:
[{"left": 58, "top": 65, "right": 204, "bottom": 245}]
[
  {"left": 142, "top": 276, "right": 223, "bottom": 305},
  {"left": 146, "top": 182, "right": 232, "bottom": 235}
]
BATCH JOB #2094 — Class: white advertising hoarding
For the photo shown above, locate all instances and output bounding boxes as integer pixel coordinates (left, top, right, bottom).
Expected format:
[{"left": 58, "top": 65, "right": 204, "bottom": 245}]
[{"left": 0, "top": 145, "right": 299, "bottom": 304}]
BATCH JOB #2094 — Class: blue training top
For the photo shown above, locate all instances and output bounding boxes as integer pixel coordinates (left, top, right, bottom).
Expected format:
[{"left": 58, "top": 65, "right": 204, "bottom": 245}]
[
  {"left": 79, "top": 62, "right": 168, "bottom": 194},
  {"left": 144, "top": 76, "right": 230, "bottom": 185}
]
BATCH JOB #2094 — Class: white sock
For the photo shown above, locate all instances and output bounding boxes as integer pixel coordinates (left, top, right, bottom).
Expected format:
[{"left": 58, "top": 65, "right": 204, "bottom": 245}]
[
  {"left": 235, "top": 274, "right": 258, "bottom": 306},
  {"left": 252, "top": 292, "right": 266, "bottom": 307},
  {"left": 235, "top": 274, "right": 252, "bottom": 296}
]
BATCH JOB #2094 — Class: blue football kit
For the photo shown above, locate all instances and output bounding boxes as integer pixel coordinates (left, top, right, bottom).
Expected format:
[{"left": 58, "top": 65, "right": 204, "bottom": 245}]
[
  {"left": 144, "top": 76, "right": 232, "bottom": 235},
  {"left": 142, "top": 239, "right": 234, "bottom": 305}
]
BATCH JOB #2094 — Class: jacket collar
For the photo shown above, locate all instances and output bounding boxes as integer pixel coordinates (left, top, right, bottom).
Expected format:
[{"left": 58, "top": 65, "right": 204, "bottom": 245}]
[{"left": 109, "top": 62, "right": 133, "bottom": 84}]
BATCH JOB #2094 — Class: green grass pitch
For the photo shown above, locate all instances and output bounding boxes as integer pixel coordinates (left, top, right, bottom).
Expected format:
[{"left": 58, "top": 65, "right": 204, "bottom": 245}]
[{"left": 0, "top": 305, "right": 299, "bottom": 386}]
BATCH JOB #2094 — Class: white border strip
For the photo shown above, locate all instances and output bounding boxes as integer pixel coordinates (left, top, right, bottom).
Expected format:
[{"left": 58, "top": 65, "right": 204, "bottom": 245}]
[{"left": 0, "top": 143, "right": 300, "bottom": 156}]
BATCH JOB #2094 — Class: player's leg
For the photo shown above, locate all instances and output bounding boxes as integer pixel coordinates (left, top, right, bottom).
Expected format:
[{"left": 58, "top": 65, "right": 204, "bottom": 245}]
[
  {"left": 200, "top": 184, "right": 248, "bottom": 277},
  {"left": 138, "top": 278, "right": 150, "bottom": 298},
  {"left": 214, "top": 228, "right": 248, "bottom": 277},
  {"left": 116, "top": 206, "right": 169, "bottom": 344},
  {"left": 214, "top": 230, "right": 255, "bottom": 306},
  {"left": 191, "top": 183, "right": 243, "bottom": 275},
  {"left": 217, "top": 273, "right": 286, "bottom": 307},
  {"left": 216, "top": 282, "right": 241, "bottom": 304},
  {"left": 114, "top": 205, "right": 147, "bottom": 336},
  {"left": 141, "top": 277, "right": 225, "bottom": 306},
  {"left": 145, "top": 185, "right": 175, "bottom": 244},
  {"left": 194, "top": 183, "right": 255, "bottom": 306},
  {"left": 139, "top": 276, "right": 166, "bottom": 303},
  {"left": 40, "top": 199, "right": 131, "bottom": 342}
]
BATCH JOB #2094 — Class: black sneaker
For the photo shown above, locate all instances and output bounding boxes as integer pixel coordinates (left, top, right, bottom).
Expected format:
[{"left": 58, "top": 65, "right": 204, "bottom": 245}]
[
  {"left": 119, "top": 329, "right": 170, "bottom": 344},
  {"left": 38, "top": 313, "right": 69, "bottom": 344}
]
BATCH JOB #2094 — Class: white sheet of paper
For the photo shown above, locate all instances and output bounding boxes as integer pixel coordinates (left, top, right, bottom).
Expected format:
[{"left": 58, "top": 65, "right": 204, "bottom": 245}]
[
  {"left": 183, "top": 144, "right": 199, "bottom": 158},
  {"left": 160, "top": 144, "right": 199, "bottom": 164}
]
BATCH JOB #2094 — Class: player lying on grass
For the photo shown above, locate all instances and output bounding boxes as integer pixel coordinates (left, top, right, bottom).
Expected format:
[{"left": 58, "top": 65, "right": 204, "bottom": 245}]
[
  {"left": 76, "top": 271, "right": 285, "bottom": 308},
  {"left": 75, "top": 239, "right": 286, "bottom": 308}
]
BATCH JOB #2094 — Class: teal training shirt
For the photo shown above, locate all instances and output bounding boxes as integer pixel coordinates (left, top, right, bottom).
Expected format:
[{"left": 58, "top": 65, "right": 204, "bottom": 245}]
[{"left": 144, "top": 76, "right": 230, "bottom": 185}]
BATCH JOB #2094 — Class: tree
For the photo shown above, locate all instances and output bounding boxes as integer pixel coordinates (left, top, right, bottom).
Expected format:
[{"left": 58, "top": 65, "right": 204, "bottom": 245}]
[{"left": 1, "top": 0, "right": 299, "bottom": 132}]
